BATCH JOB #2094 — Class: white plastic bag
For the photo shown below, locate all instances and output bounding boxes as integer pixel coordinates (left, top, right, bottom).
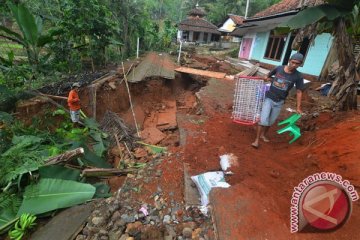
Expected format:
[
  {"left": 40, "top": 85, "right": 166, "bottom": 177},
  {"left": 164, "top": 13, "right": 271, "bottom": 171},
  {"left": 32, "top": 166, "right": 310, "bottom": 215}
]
[
  {"left": 219, "top": 153, "right": 239, "bottom": 174},
  {"left": 191, "top": 171, "right": 230, "bottom": 206}
]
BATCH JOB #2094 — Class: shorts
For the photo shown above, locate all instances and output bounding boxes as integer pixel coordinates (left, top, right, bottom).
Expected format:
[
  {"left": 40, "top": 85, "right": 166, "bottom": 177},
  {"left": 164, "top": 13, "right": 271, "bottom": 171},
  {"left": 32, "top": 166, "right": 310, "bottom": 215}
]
[
  {"left": 70, "top": 110, "right": 80, "bottom": 123},
  {"left": 259, "top": 98, "right": 284, "bottom": 126}
]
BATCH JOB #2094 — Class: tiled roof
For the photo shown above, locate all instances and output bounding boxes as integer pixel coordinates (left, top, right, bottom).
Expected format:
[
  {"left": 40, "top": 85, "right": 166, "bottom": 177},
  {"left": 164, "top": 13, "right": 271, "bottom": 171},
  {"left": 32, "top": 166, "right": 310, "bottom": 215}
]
[
  {"left": 252, "top": 0, "right": 324, "bottom": 18},
  {"left": 228, "top": 14, "right": 244, "bottom": 25},
  {"left": 178, "top": 18, "right": 221, "bottom": 34},
  {"left": 188, "top": 8, "right": 206, "bottom": 17}
]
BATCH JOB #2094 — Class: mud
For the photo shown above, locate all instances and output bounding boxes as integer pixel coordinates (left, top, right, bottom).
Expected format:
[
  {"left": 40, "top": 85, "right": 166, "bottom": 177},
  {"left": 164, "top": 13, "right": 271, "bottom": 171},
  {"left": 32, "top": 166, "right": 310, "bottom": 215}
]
[{"left": 15, "top": 53, "right": 360, "bottom": 239}]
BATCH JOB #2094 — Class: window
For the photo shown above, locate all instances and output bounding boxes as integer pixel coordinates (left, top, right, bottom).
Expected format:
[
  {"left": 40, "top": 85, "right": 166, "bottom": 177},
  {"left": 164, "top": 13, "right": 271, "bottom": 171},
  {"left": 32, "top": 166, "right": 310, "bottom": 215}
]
[
  {"left": 182, "top": 31, "right": 189, "bottom": 41},
  {"left": 193, "top": 32, "right": 200, "bottom": 42},
  {"left": 211, "top": 34, "right": 220, "bottom": 41},
  {"left": 264, "top": 31, "right": 286, "bottom": 61},
  {"left": 203, "top": 32, "right": 208, "bottom": 42}
]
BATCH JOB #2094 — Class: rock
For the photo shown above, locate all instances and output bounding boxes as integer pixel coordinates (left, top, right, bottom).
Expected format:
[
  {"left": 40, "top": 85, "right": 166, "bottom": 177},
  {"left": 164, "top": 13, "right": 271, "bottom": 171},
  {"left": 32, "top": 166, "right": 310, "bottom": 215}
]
[
  {"left": 108, "top": 230, "right": 122, "bottom": 240},
  {"left": 163, "top": 215, "right": 171, "bottom": 224},
  {"left": 176, "top": 222, "right": 196, "bottom": 233},
  {"left": 92, "top": 217, "right": 106, "bottom": 226},
  {"left": 114, "top": 219, "right": 127, "bottom": 228},
  {"left": 192, "top": 228, "right": 202, "bottom": 239},
  {"left": 164, "top": 236, "right": 172, "bottom": 240},
  {"left": 90, "top": 234, "right": 99, "bottom": 240},
  {"left": 182, "top": 227, "right": 192, "bottom": 238},
  {"left": 99, "top": 229, "right": 108, "bottom": 236},
  {"left": 111, "top": 211, "right": 121, "bottom": 221},
  {"left": 75, "top": 235, "right": 86, "bottom": 240},
  {"left": 100, "top": 236, "right": 108, "bottom": 240},
  {"left": 93, "top": 210, "right": 101, "bottom": 215},
  {"left": 125, "top": 221, "right": 142, "bottom": 236},
  {"left": 155, "top": 169, "right": 162, "bottom": 177},
  {"left": 121, "top": 214, "right": 136, "bottom": 223},
  {"left": 118, "top": 233, "right": 129, "bottom": 240},
  {"left": 165, "top": 225, "right": 177, "bottom": 238},
  {"left": 87, "top": 226, "right": 101, "bottom": 234},
  {"left": 141, "top": 225, "right": 165, "bottom": 239},
  {"left": 108, "top": 201, "right": 120, "bottom": 213}
]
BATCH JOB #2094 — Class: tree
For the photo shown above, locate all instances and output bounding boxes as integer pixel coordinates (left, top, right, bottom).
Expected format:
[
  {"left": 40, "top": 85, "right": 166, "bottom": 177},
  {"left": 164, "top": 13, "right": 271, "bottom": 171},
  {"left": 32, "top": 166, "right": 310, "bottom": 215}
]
[
  {"left": 0, "top": 3, "right": 59, "bottom": 67},
  {"left": 279, "top": 0, "right": 360, "bottom": 110},
  {"left": 58, "top": 0, "right": 115, "bottom": 70}
]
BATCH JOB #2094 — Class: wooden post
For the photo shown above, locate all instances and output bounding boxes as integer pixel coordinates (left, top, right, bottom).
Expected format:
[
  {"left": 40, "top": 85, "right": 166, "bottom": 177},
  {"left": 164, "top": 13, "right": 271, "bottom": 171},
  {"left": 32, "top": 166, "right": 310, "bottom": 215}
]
[
  {"left": 91, "top": 85, "right": 97, "bottom": 120},
  {"left": 178, "top": 40, "right": 183, "bottom": 64}
]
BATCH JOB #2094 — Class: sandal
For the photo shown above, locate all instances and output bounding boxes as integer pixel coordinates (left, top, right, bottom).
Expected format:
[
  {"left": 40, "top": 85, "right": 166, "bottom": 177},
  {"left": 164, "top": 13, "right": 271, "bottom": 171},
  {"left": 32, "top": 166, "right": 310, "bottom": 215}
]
[
  {"left": 260, "top": 136, "right": 270, "bottom": 142},
  {"left": 251, "top": 142, "right": 259, "bottom": 149}
]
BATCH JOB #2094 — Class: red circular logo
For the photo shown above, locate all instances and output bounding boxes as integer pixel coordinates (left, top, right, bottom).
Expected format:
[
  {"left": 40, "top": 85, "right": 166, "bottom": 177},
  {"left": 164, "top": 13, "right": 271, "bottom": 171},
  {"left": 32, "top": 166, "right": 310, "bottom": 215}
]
[{"left": 301, "top": 183, "right": 351, "bottom": 230}]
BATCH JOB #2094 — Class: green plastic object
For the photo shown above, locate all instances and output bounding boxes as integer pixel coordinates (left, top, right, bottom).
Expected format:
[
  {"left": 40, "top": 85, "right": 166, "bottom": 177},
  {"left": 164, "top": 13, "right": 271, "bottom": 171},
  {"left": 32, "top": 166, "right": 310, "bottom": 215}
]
[
  {"left": 278, "top": 113, "right": 301, "bottom": 126},
  {"left": 277, "top": 113, "right": 302, "bottom": 144},
  {"left": 277, "top": 124, "right": 301, "bottom": 144}
]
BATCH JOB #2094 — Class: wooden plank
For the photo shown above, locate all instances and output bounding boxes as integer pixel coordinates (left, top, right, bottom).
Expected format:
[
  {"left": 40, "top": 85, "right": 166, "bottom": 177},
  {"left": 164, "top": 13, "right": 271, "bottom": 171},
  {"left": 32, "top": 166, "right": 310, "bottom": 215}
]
[
  {"left": 175, "top": 67, "right": 226, "bottom": 79},
  {"left": 183, "top": 163, "right": 201, "bottom": 206},
  {"left": 30, "top": 204, "right": 94, "bottom": 240}
]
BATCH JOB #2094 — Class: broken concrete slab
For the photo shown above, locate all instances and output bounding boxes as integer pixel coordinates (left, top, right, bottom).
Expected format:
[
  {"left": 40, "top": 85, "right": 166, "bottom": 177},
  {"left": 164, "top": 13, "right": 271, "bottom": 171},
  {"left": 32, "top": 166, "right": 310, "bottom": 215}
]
[
  {"left": 30, "top": 204, "right": 94, "bottom": 240},
  {"left": 183, "top": 163, "right": 201, "bottom": 206},
  {"left": 139, "top": 127, "right": 166, "bottom": 145},
  {"left": 175, "top": 67, "right": 226, "bottom": 79},
  {"left": 127, "top": 52, "right": 175, "bottom": 83}
]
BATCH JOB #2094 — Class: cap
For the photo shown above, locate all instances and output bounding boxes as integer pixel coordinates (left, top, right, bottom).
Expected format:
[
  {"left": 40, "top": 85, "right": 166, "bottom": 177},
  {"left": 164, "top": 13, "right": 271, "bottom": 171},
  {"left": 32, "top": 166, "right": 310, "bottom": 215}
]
[
  {"left": 72, "top": 82, "right": 81, "bottom": 88},
  {"left": 290, "top": 53, "right": 304, "bottom": 63}
]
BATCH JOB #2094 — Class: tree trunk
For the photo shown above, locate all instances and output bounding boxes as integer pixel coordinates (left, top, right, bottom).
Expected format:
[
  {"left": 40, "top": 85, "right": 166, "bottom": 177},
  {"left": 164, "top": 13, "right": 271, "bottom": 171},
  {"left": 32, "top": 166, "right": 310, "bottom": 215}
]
[{"left": 330, "top": 18, "right": 357, "bottom": 110}]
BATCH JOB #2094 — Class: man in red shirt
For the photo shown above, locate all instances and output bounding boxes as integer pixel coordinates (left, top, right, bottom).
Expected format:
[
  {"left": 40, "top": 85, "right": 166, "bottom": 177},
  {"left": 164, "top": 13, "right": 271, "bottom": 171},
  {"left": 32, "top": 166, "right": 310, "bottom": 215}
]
[{"left": 67, "top": 82, "right": 81, "bottom": 126}]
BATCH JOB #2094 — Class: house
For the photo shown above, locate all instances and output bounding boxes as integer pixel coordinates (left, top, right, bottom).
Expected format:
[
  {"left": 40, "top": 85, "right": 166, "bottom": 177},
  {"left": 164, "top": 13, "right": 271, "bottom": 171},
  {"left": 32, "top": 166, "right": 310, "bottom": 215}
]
[
  {"left": 177, "top": 4, "right": 221, "bottom": 44},
  {"left": 232, "top": 0, "right": 331, "bottom": 80},
  {"left": 218, "top": 14, "right": 244, "bottom": 43}
]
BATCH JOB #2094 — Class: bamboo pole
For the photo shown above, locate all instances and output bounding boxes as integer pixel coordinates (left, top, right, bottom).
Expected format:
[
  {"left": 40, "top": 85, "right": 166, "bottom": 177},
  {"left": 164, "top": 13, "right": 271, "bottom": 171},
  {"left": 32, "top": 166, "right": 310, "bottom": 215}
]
[
  {"left": 114, "top": 133, "right": 124, "bottom": 168},
  {"left": 122, "top": 61, "right": 140, "bottom": 137},
  {"left": 39, "top": 93, "right": 67, "bottom": 100}
]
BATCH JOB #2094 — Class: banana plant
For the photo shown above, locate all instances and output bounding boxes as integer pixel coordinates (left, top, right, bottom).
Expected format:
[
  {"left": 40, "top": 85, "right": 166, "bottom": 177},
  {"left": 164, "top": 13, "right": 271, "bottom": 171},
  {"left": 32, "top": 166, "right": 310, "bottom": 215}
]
[{"left": 0, "top": 3, "right": 61, "bottom": 67}]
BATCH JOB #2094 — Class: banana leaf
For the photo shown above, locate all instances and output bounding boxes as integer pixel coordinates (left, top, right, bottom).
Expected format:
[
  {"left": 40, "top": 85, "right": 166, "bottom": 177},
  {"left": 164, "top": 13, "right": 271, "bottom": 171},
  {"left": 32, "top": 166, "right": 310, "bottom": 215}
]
[
  {"left": 72, "top": 143, "right": 111, "bottom": 168},
  {"left": 38, "top": 165, "right": 81, "bottom": 181},
  {"left": 0, "top": 209, "right": 17, "bottom": 234},
  {"left": 0, "top": 25, "right": 25, "bottom": 45},
  {"left": 17, "top": 179, "right": 95, "bottom": 216},
  {"left": 8, "top": 3, "right": 39, "bottom": 45}
]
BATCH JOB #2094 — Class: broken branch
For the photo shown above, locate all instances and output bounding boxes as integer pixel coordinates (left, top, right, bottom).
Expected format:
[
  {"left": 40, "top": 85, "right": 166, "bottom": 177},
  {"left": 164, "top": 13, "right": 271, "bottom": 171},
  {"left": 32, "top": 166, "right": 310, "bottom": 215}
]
[
  {"left": 44, "top": 147, "right": 84, "bottom": 165},
  {"left": 81, "top": 168, "right": 137, "bottom": 177}
]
